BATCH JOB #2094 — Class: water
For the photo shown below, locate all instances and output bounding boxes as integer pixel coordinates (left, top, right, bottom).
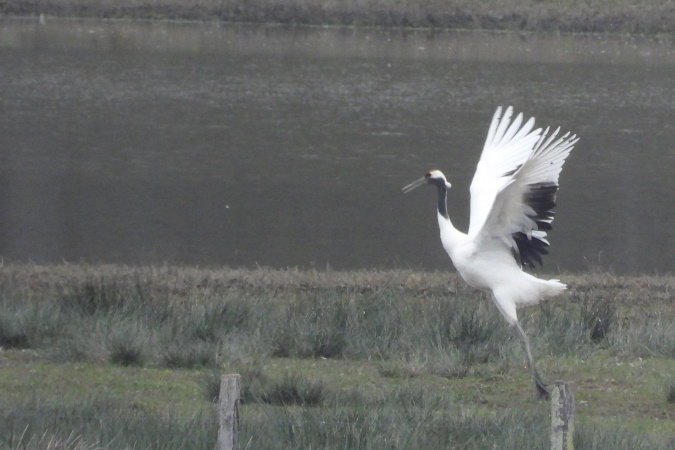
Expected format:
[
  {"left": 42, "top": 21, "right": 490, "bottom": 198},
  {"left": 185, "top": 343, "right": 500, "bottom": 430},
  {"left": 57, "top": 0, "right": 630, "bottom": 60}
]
[{"left": 1, "top": 19, "right": 674, "bottom": 274}]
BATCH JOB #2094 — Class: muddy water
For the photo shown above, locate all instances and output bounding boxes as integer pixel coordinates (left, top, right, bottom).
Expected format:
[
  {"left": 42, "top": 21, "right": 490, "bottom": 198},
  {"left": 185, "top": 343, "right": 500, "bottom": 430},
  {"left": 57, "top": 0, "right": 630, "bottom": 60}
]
[{"left": 1, "top": 20, "right": 674, "bottom": 274}]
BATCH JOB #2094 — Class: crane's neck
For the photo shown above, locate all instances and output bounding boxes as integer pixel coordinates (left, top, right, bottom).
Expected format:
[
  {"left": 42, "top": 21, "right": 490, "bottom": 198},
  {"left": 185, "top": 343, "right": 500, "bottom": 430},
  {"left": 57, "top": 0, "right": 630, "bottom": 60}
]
[
  {"left": 434, "top": 181, "right": 464, "bottom": 252},
  {"left": 435, "top": 182, "right": 449, "bottom": 219}
]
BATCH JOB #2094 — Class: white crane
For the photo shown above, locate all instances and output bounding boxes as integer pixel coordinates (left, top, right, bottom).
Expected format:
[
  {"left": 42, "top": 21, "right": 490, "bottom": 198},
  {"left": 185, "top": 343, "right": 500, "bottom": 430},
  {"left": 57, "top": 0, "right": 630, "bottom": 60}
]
[{"left": 402, "top": 106, "right": 578, "bottom": 399}]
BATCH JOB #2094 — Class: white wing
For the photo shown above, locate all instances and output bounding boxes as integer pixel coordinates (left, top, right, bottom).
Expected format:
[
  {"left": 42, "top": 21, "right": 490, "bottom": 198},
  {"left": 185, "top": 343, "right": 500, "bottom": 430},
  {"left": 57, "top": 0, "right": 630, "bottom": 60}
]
[
  {"left": 468, "top": 106, "right": 579, "bottom": 266},
  {"left": 468, "top": 106, "right": 542, "bottom": 237}
]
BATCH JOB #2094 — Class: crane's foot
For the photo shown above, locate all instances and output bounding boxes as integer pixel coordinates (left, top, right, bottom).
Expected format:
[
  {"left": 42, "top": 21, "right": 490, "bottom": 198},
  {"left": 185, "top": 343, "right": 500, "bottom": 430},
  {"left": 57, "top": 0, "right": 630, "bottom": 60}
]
[
  {"left": 513, "top": 321, "right": 551, "bottom": 400},
  {"left": 535, "top": 379, "right": 550, "bottom": 401}
]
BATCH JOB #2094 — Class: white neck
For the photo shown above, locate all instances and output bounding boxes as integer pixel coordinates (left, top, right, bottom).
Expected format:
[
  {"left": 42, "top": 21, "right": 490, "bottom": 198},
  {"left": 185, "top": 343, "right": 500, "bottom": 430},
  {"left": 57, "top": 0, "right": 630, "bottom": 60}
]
[
  {"left": 437, "top": 211, "right": 466, "bottom": 256},
  {"left": 433, "top": 181, "right": 465, "bottom": 255}
]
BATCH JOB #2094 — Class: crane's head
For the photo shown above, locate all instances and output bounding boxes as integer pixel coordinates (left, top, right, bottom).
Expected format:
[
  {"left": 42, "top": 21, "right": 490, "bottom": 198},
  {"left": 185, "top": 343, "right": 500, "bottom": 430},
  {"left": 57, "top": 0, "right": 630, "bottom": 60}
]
[{"left": 401, "top": 170, "right": 451, "bottom": 194}]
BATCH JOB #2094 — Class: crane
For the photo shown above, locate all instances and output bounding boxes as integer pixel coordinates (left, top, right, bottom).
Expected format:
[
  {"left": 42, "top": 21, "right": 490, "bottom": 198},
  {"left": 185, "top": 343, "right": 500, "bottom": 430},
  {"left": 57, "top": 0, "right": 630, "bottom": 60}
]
[{"left": 402, "top": 106, "right": 578, "bottom": 399}]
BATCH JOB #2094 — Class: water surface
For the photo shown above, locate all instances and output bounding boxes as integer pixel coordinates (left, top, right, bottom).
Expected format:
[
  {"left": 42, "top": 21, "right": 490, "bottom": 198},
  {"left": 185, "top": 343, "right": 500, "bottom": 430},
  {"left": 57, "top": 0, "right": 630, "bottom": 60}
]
[{"left": 1, "top": 20, "right": 674, "bottom": 274}]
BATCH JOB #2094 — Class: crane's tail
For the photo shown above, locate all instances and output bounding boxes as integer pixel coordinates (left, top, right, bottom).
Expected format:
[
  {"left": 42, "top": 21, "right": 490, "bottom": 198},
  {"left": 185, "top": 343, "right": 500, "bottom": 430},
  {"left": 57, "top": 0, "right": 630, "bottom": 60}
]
[
  {"left": 511, "top": 277, "right": 566, "bottom": 307},
  {"left": 493, "top": 276, "right": 567, "bottom": 325},
  {"left": 539, "top": 278, "right": 567, "bottom": 299}
]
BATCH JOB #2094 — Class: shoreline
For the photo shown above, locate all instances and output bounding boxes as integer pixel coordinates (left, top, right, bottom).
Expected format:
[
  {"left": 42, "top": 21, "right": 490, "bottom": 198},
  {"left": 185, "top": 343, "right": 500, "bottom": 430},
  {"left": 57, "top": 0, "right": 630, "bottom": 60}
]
[
  {"left": 2, "top": 1, "right": 675, "bottom": 34},
  {"left": 1, "top": 262, "right": 673, "bottom": 294}
]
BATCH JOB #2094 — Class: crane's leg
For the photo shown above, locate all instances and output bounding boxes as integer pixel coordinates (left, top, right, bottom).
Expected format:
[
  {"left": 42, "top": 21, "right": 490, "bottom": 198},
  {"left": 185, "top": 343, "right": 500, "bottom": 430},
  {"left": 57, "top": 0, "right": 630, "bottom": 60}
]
[{"left": 514, "top": 321, "right": 550, "bottom": 400}]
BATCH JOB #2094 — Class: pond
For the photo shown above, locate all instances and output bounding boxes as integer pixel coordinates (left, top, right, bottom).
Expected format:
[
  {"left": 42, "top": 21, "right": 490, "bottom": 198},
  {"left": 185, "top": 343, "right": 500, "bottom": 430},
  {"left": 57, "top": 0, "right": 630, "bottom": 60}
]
[{"left": 1, "top": 19, "right": 674, "bottom": 274}]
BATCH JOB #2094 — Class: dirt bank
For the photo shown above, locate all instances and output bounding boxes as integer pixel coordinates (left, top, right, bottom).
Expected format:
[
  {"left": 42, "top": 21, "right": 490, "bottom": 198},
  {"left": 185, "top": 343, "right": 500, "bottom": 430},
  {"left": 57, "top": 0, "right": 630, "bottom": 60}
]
[{"left": 3, "top": 0, "right": 675, "bottom": 34}]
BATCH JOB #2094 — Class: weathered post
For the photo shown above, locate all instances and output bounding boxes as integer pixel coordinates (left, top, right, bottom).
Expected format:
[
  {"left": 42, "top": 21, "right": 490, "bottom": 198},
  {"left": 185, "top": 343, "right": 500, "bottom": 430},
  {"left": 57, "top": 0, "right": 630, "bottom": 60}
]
[
  {"left": 217, "top": 374, "right": 241, "bottom": 450},
  {"left": 550, "top": 381, "right": 575, "bottom": 450}
]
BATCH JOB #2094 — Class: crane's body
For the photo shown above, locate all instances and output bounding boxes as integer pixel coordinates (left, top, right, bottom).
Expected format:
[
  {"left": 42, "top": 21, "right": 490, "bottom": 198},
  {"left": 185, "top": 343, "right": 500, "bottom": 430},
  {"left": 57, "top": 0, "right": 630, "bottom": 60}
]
[
  {"left": 437, "top": 209, "right": 565, "bottom": 326},
  {"left": 403, "top": 106, "right": 578, "bottom": 399}
]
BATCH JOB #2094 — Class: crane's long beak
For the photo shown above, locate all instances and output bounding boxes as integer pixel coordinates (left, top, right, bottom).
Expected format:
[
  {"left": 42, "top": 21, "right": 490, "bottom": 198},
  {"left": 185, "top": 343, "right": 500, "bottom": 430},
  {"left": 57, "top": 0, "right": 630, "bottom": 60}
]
[{"left": 401, "top": 177, "right": 427, "bottom": 194}]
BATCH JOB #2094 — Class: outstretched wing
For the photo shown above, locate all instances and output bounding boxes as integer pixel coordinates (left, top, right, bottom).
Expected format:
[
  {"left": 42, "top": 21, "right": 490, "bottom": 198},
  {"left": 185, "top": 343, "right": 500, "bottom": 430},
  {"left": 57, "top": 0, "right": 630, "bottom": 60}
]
[
  {"left": 468, "top": 106, "right": 542, "bottom": 237},
  {"left": 468, "top": 106, "right": 578, "bottom": 267}
]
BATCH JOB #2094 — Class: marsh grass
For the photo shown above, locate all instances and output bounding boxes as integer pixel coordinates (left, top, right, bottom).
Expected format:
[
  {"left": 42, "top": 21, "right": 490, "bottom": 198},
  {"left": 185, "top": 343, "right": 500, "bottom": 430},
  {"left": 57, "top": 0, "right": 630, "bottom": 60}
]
[
  {"left": 249, "top": 397, "right": 550, "bottom": 449},
  {"left": 3, "top": 389, "right": 547, "bottom": 449},
  {"left": 1, "top": 397, "right": 661, "bottom": 449},
  {"left": 0, "top": 314, "right": 30, "bottom": 349},
  {"left": 0, "top": 397, "right": 217, "bottom": 449},
  {"left": 108, "top": 328, "right": 145, "bottom": 367},
  {"left": 260, "top": 374, "right": 326, "bottom": 406},
  {"left": 2, "top": 264, "right": 675, "bottom": 368},
  {"left": 1, "top": 264, "right": 674, "bottom": 447},
  {"left": 666, "top": 384, "right": 675, "bottom": 404}
]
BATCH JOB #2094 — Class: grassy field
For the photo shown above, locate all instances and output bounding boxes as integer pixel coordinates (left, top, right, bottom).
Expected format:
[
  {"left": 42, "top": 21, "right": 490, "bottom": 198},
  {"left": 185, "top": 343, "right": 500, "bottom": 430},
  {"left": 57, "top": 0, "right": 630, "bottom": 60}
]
[
  {"left": 1, "top": 263, "right": 674, "bottom": 448},
  {"left": 3, "top": 0, "right": 675, "bottom": 33}
]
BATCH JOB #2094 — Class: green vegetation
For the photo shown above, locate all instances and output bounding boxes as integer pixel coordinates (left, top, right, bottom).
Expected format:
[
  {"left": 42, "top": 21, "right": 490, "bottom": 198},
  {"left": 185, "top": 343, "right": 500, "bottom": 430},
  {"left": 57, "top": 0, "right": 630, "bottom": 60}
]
[
  {"left": 3, "top": 0, "right": 675, "bottom": 34},
  {"left": 1, "top": 264, "right": 674, "bottom": 448}
]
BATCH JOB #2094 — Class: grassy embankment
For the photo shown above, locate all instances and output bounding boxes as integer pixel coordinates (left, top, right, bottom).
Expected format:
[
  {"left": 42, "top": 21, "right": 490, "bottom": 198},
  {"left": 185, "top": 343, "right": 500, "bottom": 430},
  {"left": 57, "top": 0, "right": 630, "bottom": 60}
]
[
  {"left": 1, "top": 264, "right": 674, "bottom": 448},
  {"left": 3, "top": 0, "right": 675, "bottom": 33}
]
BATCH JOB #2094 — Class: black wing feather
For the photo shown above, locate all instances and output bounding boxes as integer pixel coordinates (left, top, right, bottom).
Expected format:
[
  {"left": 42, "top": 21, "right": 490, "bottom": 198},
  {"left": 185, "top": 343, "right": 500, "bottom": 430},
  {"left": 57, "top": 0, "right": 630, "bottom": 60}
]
[{"left": 513, "top": 182, "right": 558, "bottom": 267}]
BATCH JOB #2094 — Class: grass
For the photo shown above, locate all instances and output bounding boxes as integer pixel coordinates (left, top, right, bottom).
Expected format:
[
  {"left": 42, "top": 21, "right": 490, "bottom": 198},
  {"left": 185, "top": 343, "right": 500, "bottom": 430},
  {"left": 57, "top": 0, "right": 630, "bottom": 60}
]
[
  {"left": 0, "top": 264, "right": 674, "bottom": 448},
  {"left": 3, "top": 0, "right": 675, "bottom": 34}
]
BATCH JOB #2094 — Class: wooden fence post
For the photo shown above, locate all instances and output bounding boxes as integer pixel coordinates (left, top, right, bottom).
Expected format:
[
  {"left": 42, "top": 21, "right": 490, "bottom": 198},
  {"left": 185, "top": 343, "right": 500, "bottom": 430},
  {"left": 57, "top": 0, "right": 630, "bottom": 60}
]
[
  {"left": 550, "top": 381, "right": 575, "bottom": 450},
  {"left": 217, "top": 374, "right": 241, "bottom": 450}
]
